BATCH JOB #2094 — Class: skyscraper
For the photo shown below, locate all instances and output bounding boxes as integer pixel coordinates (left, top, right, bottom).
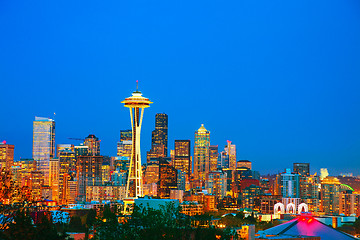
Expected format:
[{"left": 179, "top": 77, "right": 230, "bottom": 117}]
[
  {"left": 158, "top": 158, "right": 177, "bottom": 198},
  {"left": 321, "top": 176, "right": 341, "bottom": 215},
  {"left": 77, "top": 155, "right": 103, "bottom": 200},
  {"left": 225, "top": 141, "right": 236, "bottom": 170},
  {"left": 151, "top": 113, "right": 168, "bottom": 156},
  {"left": 122, "top": 86, "right": 152, "bottom": 198},
  {"left": 117, "top": 130, "right": 132, "bottom": 158},
  {"left": 275, "top": 168, "right": 300, "bottom": 198},
  {"left": 173, "top": 140, "right": 191, "bottom": 175},
  {"left": 209, "top": 145, "right": 218, "bottom": 172},
  {"left": 0, "top": 142, "right": 14, "bottom": 170},
  {"left": 33, "top": 117, "right": 55, "bottom": 186},
  {"left": 194, "top": 124, "right": 210, "bottom": 182},
  {"left": 84, "top": 134, "right": 100, "bottom": 156}
]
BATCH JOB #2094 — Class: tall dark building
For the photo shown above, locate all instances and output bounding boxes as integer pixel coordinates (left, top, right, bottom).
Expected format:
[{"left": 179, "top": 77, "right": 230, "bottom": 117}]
[
  {"left": 293, "top": 163, "right": 310, "bottom": 176},
  {"left": 151, "top": 113, "right": 168, "bottom": 157},
  {"left": 77, "top": 155, "right": 103, "bottom": 200},
  {"left": 84, "top": 134, "right": 100, "bottom": 156},
  {"left": 157, "top": 157, "right": 177, "bottom": 198},
  {"left": 173, "top": 140, "right": 191, "bottom": 175}
]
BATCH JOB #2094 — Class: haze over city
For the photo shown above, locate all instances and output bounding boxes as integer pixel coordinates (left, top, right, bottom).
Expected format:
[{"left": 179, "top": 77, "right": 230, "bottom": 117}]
[{"left": 1, "top": 0, "right": 360, "bottom": 175}]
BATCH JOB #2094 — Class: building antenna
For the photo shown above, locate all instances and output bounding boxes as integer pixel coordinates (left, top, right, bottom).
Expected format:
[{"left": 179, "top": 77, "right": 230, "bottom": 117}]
[{"left": 136, "top": 80, "right": 139, "bottom": 91}]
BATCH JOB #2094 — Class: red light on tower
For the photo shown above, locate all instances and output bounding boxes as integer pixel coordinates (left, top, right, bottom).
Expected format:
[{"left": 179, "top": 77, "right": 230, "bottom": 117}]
[{"left": 2, "top": 141, "right": 6, "bottom": 144}]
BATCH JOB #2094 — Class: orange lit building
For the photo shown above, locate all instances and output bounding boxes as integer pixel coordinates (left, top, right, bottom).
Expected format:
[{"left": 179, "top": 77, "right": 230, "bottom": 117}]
[
  {"left": 180, "top": 201, "right": 204, "bottom": 216},
  {"left": 0, "top": 142, "right": 14, "bottom": 170},
  {"left": 209, "top": 145, "right": 218, "bottom": 172},
  {"left": 173, "top": 140, "right": 191, "bottom": 175},
  {"left": 225, "top": 141, "right": 236, "bottom": 170},
  {"left": 158, "top": 158, "right": 177, "bottom": 198}
]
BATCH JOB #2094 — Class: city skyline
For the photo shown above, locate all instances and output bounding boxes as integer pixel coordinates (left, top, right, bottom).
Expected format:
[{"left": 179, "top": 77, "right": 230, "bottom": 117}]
[{"left": 1, "top": 0, "right": 360, "bottom": 175}]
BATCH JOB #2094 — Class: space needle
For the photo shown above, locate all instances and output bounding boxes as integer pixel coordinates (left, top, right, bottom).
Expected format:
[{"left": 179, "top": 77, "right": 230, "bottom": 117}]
[{"left": 121, "top": 81, "right": 152, "bottom": 200}]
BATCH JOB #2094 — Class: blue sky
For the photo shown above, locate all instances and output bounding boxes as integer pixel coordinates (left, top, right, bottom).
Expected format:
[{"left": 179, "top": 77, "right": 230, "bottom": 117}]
[{"left": 1, "top": 0, "right": 360, "bottom": 175}]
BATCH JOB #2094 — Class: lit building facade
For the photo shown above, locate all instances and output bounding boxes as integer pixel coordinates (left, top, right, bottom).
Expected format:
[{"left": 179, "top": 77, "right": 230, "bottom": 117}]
[
  {"left": 144, "top": 163, "right": 159, "bottom": 185},
  {"left": 209, "top": 145, "right": 218, "bottom": 172},
  {"left": 86, "top": 185, "right": 126, "bottom": 203},
  {"left": 241, "top": 184, "right": 262, "bottom": 211},
  {"left": 151, "top": 113, "right": 168, "bottom": 157},
  {"left": 218, "top": 151, "right": 229, "bottom": 169},
  {"left": 194, "top": 124, "right": 210, "bottom": 182},
  {"left": 205, "top": 171, "right": 227, "bottom": 199},
  {"left": 117, "top": 130, "right": 132, "bottom": 159},
  {"left": 74, "top": 144, "right": 89, "bottom": 157},
  {"left": 76, "top": 155, "right": 103, "bottom": 200},
  {"left": 339, "top": 191, "right": 360, "bottom": 216},
  {"left": 84, "top": 134, "right": 100, "bottom": 156},
  {"left": 237, "top": 160, "right": 252, "bottom": 169},
  {"left": 158, "top": 158, "right": 177, "bottom": 198},
  {"left": 293, "top": 163, "right": 310, "bottom": 176},
  {"left": 56, "top": 144, "right": 74, "bottom": 157},
  {"left": 276, "top": 168, "right": 300, "bottom": 198},
  {"left": 173, "top": 140, "right": 191, "bottom": 175},
  {"left": 33, "top": 117, "right": 55, "bottom": 186},
  {"left": 0, "top": 142, "right": 14, "bottom": 170},
  {"left": 225, "top": 140, "right": 236, "bottom": 170},
  {"left": 49, "top": 158, "right": 59, "bottom": 201},
  {"left": 321, "top": 176, "right": 340, "bottom": 215}
]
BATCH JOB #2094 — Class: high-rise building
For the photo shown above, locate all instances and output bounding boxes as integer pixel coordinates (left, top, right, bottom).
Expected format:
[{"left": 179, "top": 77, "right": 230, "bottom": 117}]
[
  {"left": 225, "top": 141, "right": 236, "bottom": 170},
  {"left": 144, "top": 163, "right": 159, "bottom": 185},
  {"left": 33, "top": 117, "right": 55, "bottom": 186},
  {"left": 206, "top": 171, "right": 227, "bottom": 199},
  {"left": 218, "top": 151, "right": 229, "bottom": 169},
  {"left": 49, "top": 158, "right": 59, "bottom": 201},
  {"left": 122, "top": 87, "right": 152, "bottom": 198},
  {"left": 146, "top": 144, "right": 165, "bottom": 163},
  {"left": 30, "top": 171, "right": 44, "bottom": 201},
  {"left": 275, "top": 168, "right": 300, "bottom": 198},
  {"left": 293, "top": 163, "right": 310, "bottom": 176},
  {"left": 151, "top": 113, "right": 168, "bottom": 157},
  {"left": 58, "top": 149, "right": 76, "bottom": 173},
  {"left": 117, "top": 130, "right": 132, "bottom": 159},
  {"left": 173, "top": 140, "right": 191, "bottom": 175},
  {"left": 194, "top": 124, "right": 210, "bottom": 182},
  {"left": 58, "top": 151, "right": 72, "bottom": 205},
  {"left": 158, "top": 158, "right": 177, "bottom": 198},
  {"left": 339, "top": 190, "right": 360, "bottom": 216},
  {"left": 84, "top": 134, "right": 100, "bottom": 156},
  {"left": 76, "top": 155, "right": 103, "bottom": 200},
  {"left": 209, "top": 145, "right": 218, "bottom": 172},
  {"left": 241, "top": 184, "right": 262, "bottom": 210},
  {"left": 177, "top": 170, "right": 186, "bottom": 191},
  {"left": 0, "top": 142, "right": 14, "bottom": 170},
  {"left": 321, "top": 176, "right": 341, "bottom": 215}
]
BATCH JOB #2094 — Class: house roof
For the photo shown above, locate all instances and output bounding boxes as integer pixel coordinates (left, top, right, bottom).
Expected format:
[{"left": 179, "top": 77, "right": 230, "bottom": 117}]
[{"left": 258, "top": 213, "right": 357, "bottom": 240}]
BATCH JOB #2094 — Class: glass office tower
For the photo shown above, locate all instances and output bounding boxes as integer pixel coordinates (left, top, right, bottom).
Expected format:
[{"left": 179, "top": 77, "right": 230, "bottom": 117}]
[{"left": 33, "top": 116, "right": 55, "bottom": 186}]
